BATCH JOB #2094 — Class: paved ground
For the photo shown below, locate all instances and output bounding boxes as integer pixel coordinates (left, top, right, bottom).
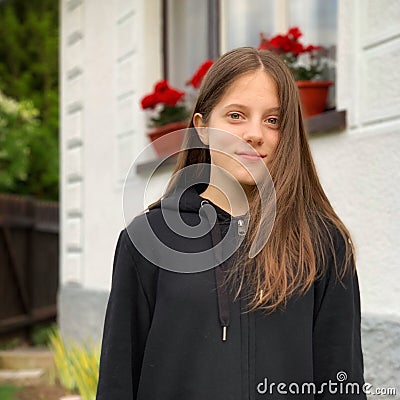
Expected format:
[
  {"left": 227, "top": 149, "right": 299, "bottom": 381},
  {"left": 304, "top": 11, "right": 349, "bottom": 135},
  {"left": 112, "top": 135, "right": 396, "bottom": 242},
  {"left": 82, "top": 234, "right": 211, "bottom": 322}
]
[{"left": 0, "top": 348, "right": 79, "bottom": 399}]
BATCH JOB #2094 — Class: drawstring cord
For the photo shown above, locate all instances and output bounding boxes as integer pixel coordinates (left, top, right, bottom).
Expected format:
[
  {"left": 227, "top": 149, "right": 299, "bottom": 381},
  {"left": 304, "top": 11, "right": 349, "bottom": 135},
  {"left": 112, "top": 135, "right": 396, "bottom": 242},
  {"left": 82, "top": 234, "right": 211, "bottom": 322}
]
[{"left": 200, "top": 200, "right": 230, "bottom": 342}]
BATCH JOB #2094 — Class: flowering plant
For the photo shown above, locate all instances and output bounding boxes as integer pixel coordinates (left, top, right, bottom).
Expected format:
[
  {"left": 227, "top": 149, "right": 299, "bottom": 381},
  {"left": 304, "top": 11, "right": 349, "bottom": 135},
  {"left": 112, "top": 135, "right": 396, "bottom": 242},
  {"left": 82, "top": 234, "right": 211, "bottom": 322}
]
[
  {"left": 140, "top": 80, "right": 190, "bottom": 127},
  {"left": 186, "top": 60, "right": 214, "bottom": 89},
  {"left": 258, "top": 27, "right": 327, "bottom": 81}
]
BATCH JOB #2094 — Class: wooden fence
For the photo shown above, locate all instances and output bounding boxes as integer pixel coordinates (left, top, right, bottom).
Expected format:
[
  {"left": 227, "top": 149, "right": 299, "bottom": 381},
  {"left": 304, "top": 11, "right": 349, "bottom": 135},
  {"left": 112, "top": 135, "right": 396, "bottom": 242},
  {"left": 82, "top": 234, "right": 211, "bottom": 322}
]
[{"left": 0, "top": 194, "right": 59, "bottom": 335}]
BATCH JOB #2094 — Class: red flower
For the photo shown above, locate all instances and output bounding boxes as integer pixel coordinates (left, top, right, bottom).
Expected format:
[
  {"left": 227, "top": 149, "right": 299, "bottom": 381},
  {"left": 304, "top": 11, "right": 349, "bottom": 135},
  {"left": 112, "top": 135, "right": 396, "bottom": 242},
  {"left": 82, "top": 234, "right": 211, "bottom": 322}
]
[
  {"left": 258, "top": 27, "right": 322, "bottom": 57},
  {"left": 141, "top": 93, "right": 158, "bottom": 109},
  {"left": 258, "top": 26, "right": 326, "bottom": 81},
  {"left": 291, "top": 42, "right": 304, "bottom": 56},
  {"left": 158, "top": 88, "right": 185, "bottom": 106},
  {"left": 288, "top": 27, "right": 302, "bottom": 40},
  {"left": 304, "top": 44, "right": 321, "bottom": 52},
  {"left": 154, "top": 80, "right": 169, "bottom": 93},
  {"left": 186, "top": 60, "right": 214, "bottom": 88},
  {"left": 140, "top": 80, "right": 186, "bottom": 109},
  {"left": 270, "top": 35, "right": 286, "bottom": 50}
]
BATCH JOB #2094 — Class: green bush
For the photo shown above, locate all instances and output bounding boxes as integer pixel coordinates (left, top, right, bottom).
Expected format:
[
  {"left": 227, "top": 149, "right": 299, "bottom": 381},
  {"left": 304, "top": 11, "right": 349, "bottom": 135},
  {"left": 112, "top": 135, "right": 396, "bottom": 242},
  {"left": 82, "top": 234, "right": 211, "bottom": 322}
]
[
  {"left": 0, "top": 0, "right": 59, "bottom": 139},
  {"left": 0, "top": 0, "right": 59, "bottom": 200},
  {"left": 0, "top": 90, "right": 58, "bottom": 200}
]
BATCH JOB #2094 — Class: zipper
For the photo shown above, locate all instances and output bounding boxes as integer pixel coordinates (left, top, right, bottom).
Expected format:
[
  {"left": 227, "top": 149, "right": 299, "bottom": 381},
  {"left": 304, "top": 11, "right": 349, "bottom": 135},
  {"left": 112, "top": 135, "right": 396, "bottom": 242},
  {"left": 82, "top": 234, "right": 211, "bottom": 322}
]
[
  {"left": 238, "top": 218, "right": 246, "bottom": 236},
  {"left": 241, "top": 297, "right": 251, "bottom": 399},
  {"left": 249, "top": 301, "right": 256, "bottom": 400},
  {"left": 201, "top": 199, "right": 246, "bottom": 238},
  {"left": 241, "top": 284, "right": 256, "bottom": 400}
]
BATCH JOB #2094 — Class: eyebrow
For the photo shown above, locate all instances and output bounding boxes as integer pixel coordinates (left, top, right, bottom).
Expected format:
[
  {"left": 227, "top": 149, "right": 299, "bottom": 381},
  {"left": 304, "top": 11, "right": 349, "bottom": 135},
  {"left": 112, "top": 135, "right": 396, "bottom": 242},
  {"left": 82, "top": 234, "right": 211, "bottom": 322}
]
[{"left": 222, "top": 103, "right": 280, "bottom": 113}]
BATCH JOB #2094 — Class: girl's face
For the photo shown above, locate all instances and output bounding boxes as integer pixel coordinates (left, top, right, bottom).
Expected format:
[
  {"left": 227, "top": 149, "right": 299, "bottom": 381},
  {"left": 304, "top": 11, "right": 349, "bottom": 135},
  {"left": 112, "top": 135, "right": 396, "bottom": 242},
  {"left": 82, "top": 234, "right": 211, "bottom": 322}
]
[{"left": 194, "top": 69, "right": 280, "bottom": 188}]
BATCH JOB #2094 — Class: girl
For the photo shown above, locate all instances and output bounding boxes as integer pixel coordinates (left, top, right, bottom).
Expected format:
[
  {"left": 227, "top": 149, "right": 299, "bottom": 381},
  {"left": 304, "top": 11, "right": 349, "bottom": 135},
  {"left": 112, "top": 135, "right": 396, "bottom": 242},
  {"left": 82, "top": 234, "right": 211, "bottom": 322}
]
[{"left": 96, "top": 47, "right": 366, "bottom": 399}]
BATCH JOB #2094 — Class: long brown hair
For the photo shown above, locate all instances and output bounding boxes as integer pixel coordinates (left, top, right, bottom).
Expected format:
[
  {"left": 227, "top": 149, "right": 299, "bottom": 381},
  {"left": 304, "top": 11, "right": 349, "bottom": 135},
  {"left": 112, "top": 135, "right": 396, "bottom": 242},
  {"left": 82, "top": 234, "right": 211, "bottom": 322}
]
[{"left": 148, "top": 47, "right": 356, "bottom": 313}]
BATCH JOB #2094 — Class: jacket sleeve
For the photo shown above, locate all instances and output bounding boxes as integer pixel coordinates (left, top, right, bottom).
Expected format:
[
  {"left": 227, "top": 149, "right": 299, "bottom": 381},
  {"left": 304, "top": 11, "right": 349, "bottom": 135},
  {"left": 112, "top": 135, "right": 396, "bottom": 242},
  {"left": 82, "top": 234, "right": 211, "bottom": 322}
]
[
  {"left": 313, "top": 227, "right": 367, "bottom": 399},
  {"left": 96, "top": 229, "right": 153, "bottom": 400}
]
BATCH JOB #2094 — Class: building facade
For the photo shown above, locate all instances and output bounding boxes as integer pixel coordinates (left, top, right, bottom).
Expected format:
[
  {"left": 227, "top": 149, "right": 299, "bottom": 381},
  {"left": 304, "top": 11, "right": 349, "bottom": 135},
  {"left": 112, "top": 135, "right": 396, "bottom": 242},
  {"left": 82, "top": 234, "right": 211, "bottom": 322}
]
[{"left": 59, "top": 0, "right": 400, "bottom": 395}]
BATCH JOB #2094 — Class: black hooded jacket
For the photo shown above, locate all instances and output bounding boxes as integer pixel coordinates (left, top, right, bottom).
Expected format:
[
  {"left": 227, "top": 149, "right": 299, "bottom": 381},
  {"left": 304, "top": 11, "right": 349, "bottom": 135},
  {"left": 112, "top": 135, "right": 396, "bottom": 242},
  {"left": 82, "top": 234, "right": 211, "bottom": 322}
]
[{"left": 96, "top": 184, "right": 367, "bottom": 399}]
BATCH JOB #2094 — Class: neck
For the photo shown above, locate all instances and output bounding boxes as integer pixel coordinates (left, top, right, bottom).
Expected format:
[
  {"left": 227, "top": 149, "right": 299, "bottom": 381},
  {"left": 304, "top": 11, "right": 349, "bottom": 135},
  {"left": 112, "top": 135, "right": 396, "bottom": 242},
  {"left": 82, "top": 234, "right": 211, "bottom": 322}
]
[{"left": 199, "top": 174, "right": 251, "bottom": 217}]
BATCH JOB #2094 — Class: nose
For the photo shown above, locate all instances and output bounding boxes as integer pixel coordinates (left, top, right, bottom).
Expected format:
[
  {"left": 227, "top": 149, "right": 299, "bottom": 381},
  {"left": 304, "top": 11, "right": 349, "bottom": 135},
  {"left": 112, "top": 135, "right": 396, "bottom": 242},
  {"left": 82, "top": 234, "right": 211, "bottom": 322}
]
[{"left": 242, "top": 120, "right": 264, "bottom": 144}]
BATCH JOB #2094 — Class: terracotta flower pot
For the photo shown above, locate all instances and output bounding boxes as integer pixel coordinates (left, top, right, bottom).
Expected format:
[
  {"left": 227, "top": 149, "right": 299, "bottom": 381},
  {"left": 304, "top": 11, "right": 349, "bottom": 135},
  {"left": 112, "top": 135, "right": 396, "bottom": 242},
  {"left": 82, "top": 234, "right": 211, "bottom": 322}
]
[
  {"left": 146, "top": 121, "right": 188, "bottom": 157},
  {"left": 296, "top": 80, "right": 333, "bottom": 118}
]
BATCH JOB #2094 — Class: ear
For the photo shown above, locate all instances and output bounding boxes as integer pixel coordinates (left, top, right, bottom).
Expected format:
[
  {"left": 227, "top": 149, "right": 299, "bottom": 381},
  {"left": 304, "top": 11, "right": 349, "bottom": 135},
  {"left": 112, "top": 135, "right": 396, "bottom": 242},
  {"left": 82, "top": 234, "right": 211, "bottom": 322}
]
[{"left": 193, "top": 112, "right": 209, "bottom": 145}]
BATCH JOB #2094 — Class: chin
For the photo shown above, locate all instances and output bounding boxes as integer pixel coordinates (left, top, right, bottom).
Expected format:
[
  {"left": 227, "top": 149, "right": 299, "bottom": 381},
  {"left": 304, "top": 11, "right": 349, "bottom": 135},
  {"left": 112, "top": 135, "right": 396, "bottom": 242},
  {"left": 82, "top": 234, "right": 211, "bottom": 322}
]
[{"left": 235, "top": 173, "right": 257, "bottom": 187}]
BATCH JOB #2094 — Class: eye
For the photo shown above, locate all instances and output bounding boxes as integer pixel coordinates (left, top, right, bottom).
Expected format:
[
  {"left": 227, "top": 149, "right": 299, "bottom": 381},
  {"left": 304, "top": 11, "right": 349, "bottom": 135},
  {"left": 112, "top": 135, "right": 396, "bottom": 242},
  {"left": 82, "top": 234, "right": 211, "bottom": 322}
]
[
  {"left": 266, "top": 117, "right": 279, "bottom": 126},
  {"left": 228, "top": 112, "right": 243, "bottom": 120}
]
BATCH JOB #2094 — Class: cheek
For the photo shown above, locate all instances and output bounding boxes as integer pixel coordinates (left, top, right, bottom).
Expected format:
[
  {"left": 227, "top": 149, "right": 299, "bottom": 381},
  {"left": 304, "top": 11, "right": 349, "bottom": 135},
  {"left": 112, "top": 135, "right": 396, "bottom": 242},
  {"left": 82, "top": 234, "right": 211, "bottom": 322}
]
[
  {"left": 209, "top": 149, "right": 235, "bottom": 168},
  {"left": 208, "top": 127, "right": 243, "bottom": 152},
  {"left": 269, "top": 131, "right": 280, "bottom": 151}
]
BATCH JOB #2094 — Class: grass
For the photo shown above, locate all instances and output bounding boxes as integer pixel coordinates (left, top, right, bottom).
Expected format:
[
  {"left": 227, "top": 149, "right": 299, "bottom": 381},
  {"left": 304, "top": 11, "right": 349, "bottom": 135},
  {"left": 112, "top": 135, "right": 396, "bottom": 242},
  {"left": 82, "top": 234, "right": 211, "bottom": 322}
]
[{"left": 0, "top": 385, "right": 20, "bottom": 400}]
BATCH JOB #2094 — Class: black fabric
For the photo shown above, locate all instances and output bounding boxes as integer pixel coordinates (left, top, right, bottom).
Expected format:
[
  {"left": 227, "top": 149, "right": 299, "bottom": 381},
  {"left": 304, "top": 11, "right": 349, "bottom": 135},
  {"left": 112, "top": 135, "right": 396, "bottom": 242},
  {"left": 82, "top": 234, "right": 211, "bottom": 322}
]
[{"left": 96, "top": 184, "right": 367, "bottom": 399}]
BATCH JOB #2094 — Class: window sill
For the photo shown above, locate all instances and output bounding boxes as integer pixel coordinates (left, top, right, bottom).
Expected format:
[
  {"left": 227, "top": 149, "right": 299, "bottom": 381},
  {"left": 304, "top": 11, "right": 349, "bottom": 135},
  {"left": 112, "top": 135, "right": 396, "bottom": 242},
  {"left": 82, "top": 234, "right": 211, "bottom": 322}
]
[
  {"left": 136, "top": 110, "right": 346, "bottom": 174},
  {"left": 305, "top": 109, "right": 346, "bottom": 135},
  {"left": 136, "top": 153, "right": 178, "bottom": 175}
]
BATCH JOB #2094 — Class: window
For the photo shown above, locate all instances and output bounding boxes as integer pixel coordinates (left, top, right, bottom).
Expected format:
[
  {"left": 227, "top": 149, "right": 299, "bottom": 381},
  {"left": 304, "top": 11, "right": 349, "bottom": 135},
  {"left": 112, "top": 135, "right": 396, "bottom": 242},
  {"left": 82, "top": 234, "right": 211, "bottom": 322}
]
[
  {"left": 221, "top": 0, "right": 337, "bottom": 50},
  {"left": 164, "top": 0, "right": 338, "bottom": 108},
  {"left": 164, "top": 0, "right": 219, "bottom": 90},
  {"left": 220, "top": 0, "right": 276, "bottom": 51}
]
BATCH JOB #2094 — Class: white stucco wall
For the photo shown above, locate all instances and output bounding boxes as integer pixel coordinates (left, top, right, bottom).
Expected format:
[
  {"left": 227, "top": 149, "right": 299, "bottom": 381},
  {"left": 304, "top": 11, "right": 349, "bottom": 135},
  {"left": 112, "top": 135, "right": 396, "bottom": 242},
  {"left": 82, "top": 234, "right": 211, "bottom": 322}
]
[
  {"left": 333, "top": 0, "right": 400, "bottom": 317},
  {"left": 310, "top": 126, "right": 400, "bottom": 316},
  {"left": 60, "top": 0, "right": 165, "bottom": 294},
  {"left": 308, "top": 1, "right": 400, "bottom": 392}
]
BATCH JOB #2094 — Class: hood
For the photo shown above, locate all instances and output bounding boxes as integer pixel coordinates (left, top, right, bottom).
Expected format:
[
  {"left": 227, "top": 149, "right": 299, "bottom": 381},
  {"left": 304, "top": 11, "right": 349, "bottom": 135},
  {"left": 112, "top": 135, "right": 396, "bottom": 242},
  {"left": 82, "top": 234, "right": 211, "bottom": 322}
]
[
  {"left": 149, "top": 183, "right": 249, "bottom": 342},
  {"left": 157, "top": 183, "right": 231, "bottom": 219}
]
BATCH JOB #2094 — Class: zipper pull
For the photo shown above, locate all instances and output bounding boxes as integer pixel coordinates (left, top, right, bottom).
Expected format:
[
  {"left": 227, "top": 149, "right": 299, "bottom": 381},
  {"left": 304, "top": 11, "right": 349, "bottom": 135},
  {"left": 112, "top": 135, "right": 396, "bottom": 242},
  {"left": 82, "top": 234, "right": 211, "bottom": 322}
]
[
  {"left": 222, "top": 325, "right": 227, "bottom": 341},
  {"left": 237, "top": 219, "right": 246, "bottom": 236},
  {"left": 200, "top": 199, "right": 209, "bottom": 208}
]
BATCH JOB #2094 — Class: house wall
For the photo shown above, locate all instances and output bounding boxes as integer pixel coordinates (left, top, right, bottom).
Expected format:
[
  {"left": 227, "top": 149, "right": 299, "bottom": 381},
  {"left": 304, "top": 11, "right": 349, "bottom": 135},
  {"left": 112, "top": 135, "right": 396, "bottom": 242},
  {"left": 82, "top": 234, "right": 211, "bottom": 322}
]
[
  {"left": 59, "top": 0, "right": 399, "bottom": 394},
  {"left": 309, "top": 0, "right": 400, "bottom": 395},
  {"left": 59, "top": 0, "right": 168, "bottom": 344}
]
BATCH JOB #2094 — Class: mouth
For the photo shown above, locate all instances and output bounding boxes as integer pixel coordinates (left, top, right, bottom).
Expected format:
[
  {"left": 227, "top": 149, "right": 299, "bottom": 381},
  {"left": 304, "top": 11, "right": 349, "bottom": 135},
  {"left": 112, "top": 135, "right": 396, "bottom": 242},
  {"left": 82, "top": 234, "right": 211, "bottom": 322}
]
[{"left": 235, "top": 151, "right": 266, "bottom": 161}]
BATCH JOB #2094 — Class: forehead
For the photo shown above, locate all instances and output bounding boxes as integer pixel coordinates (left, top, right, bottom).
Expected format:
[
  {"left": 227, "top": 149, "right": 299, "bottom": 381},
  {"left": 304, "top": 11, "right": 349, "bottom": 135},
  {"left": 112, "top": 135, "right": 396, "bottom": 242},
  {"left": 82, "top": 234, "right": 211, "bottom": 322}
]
[{"left": 215, "top": 69, "right": 279, "bottom": 107}]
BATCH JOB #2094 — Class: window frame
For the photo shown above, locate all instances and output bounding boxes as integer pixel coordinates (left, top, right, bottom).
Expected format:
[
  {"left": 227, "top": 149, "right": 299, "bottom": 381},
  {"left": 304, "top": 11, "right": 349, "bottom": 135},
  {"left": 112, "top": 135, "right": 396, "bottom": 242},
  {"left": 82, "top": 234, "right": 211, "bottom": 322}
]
[{"left": 162, "top": 0, "right": 220, "bottom": 81}]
